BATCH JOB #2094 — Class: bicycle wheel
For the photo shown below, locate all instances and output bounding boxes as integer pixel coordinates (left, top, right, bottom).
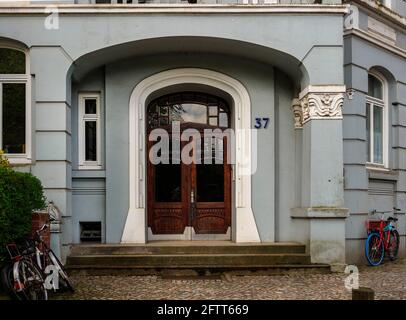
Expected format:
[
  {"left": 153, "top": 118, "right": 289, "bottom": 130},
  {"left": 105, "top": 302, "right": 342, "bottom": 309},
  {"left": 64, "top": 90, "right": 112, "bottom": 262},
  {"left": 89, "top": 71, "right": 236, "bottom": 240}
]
[
  {"left": 0, "top": 264, "right": 20, "bottom": 300},
  {"left": 47, "top": 249, "right": 75, "bottom": 293},
  {"left": 365, "top": 232, "right": 384, "bottom": 266},
  {"left": 15, "top": 259, "right": 48, "bottom": 300},
  {"left": 388, "top": 229, "right": 400, "bottom": 261}
]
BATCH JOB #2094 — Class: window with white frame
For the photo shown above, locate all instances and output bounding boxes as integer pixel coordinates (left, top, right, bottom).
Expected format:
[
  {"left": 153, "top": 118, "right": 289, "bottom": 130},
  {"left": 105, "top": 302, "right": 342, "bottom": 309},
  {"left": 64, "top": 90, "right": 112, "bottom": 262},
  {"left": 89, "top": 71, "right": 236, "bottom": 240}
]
[
  {"left": 78, "top": 93, "right": 102, "bottom": 169},
  {"left": 377, "top": 0, "right": 392, "bottom": 9},
  {"left": 0, "top": 46, "right": 31, "bottom": 163},
  {"left": 366, "top": 72, "right": 388, "bottom": 167}
]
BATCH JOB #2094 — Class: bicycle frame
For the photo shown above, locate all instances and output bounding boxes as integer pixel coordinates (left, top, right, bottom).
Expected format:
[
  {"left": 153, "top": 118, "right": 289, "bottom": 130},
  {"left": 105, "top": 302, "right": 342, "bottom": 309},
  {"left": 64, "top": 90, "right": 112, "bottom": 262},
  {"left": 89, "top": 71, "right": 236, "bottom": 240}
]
[
  {"left": 6, "top": 243, "right": 39, "bottom": 293},
  {"left": 366, "top": 209, "right": 399, "bottom": 252},
  {"left": 2, "top": 204, "right": 68, "bottom": 298},
  {"left": 5, "top": 224, "right": 49, "bottom": 290},
  {"left": 33, "top": 226, "right": 47, "bottom": 272},
  {"left": 373, "top": 218, "right": 395, "bottom": 251},
  {"left": 32, "top": 224, "right": 62, "bottom": 291},
  {"left": 6, "top": 244, "right": 25, "bottom": 292}
]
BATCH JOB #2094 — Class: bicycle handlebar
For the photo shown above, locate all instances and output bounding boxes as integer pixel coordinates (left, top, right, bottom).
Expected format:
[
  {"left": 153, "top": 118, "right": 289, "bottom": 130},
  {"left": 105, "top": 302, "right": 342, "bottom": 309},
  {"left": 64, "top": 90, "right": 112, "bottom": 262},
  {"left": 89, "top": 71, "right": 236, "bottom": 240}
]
[
  {"left": 370, "top": 207, "right": 403, "bottom": 214},
  {"left": 370, "top": 210, "right": 391, "bottom": 214},
  {"left": 34, "top": 223, "right": 49, "bottom": 242},
  {"left": 32, "top": 203, "right": 59, "bottom": 240},
  {"left": 369, "top": 208, "right": 405, "bottom": 221}
]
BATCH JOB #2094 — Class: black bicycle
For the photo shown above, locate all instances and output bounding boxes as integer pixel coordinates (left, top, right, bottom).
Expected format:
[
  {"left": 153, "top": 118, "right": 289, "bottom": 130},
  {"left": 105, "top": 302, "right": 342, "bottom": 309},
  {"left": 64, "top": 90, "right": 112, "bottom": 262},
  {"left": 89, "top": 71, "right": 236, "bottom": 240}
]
[
  {"left": 1, "top": 240, "right": 48, "bottom": 300},
  {"left": 1, "top": 217, "right": 74, "bottom": 300},
  {"left": 31, "top": 222, "right": 75, "bottom": 293}
]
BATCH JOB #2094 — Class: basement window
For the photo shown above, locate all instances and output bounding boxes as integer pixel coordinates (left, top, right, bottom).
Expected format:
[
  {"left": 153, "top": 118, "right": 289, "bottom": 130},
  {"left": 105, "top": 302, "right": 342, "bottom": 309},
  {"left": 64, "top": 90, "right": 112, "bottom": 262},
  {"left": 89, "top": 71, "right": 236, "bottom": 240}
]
[{"left": 80, "top": 222, "right": 102, "bottom": 243}]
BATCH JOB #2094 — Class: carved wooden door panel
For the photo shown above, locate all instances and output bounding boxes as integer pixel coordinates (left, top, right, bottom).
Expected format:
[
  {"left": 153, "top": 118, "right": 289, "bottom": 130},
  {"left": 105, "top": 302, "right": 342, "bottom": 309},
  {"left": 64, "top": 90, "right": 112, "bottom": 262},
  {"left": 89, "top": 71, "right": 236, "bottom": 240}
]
[
  {"left": 147, "top": 134, "right": 231, "bottom": 236},
  {"left": 146, "top": 92, "right": 231, "bottom": 238},
  {"left": 147, "top": 136, "right": 189, "bottom": 234},
  {"left": 190, "top": 136, "right": 231, "bottom": 235}
]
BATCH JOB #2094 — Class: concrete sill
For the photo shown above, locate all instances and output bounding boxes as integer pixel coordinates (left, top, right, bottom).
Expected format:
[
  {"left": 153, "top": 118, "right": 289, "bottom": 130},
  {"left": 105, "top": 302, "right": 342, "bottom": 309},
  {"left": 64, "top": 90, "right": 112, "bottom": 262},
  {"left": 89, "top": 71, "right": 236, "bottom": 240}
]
[
  {"left": 367, "top": 167, "right": 398, "bottom": 181},
  {"left": 291, "top": 207, "right": 349, "bottom": 219},
  {"left": 7, "top": 156, "right": 32, "bottom": 166},
  {"left": 72, "top": 170, "right": 106, "bottom": 178}
]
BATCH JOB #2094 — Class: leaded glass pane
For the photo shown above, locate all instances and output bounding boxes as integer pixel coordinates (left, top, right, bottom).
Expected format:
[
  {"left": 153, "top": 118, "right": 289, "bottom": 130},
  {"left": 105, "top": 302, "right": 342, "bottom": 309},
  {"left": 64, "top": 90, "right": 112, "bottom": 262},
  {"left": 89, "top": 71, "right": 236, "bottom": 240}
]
[
  {"left": 368, "top": 74, "right": 383, "bottom": 100},
  {"left": 2, "top": 83, "right": 26, "bottom": 153},
  {"left": 219, "top": 113, "right": 228, "bottom": 128},
  {"left": 373, "top": 105, "right": 383, "bottom": 164},
  {"left": 197, "top": 137, "right": 224, "bottom": 202},
  {"left": 366, "top": 103, "right": 371, "bottom": 162},
  {"left": 147, "top": 92, "right": 230, "bottom": 130},
  {"left": 85, "top": 99, "right": 97, "bottom": 114},
  {"left": 85, "top": 121, "right": 97, "bottom": 161},
  {"left": 0, "top": 48, "right": 25, "bottom": 74}
]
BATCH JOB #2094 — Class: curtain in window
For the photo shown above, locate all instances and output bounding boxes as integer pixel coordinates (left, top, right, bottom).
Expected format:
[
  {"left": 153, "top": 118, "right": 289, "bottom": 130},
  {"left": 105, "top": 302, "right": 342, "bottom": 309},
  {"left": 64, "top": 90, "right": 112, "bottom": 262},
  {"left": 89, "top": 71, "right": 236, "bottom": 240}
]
[
  {"left": 373, "top": 106, "right": 383, "bottom": 164},
  {"left": 366, "top": 103, "right": 370, "bottom": 162}
]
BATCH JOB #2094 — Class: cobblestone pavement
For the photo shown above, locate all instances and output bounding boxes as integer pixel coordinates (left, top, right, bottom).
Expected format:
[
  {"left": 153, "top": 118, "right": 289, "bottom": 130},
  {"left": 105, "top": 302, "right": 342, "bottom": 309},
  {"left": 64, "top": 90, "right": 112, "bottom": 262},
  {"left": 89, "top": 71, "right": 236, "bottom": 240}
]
[{"left": 50, "top": 260, "right": 406, "bottom": 300}]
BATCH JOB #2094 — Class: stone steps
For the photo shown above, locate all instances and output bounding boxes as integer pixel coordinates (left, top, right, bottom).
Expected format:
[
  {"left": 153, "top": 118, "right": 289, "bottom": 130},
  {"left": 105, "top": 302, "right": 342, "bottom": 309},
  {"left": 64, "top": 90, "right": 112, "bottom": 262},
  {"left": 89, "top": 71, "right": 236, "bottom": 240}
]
[
  {"left": 69, "top": 242, "right": 306, "bottom": 256},
  {"left": 67, "top": 252, "right": 311, "bottom": 267},
  {"left": 66, "top": 242, "right": 330, "bottom": 275}
]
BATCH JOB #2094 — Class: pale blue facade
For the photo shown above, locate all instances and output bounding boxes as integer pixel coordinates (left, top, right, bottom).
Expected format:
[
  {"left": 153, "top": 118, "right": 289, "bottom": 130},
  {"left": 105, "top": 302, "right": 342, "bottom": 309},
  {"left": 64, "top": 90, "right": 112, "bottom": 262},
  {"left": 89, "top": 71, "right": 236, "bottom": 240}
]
[
  {"left": 343, "top": 1, "right": 406, "bottom": 262},
  {"left": 0, "top": 0, "right": 404, "bottom": 265}
]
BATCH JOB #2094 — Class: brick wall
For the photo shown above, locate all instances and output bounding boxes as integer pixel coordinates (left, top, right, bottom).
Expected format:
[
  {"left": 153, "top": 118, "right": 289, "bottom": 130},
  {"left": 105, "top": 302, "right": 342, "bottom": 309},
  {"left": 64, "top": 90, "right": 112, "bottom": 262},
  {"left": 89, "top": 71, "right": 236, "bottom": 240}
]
[{"left": 31, "top": 211, "right": 50, "bottom": 248}]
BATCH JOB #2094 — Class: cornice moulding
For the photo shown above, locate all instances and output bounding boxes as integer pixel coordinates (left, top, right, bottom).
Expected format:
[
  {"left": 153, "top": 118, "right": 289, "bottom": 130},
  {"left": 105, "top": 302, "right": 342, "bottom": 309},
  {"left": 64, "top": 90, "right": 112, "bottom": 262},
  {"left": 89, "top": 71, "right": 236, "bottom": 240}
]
[{"left": 0, "top": 4, "right": 350, "bottom": 15}]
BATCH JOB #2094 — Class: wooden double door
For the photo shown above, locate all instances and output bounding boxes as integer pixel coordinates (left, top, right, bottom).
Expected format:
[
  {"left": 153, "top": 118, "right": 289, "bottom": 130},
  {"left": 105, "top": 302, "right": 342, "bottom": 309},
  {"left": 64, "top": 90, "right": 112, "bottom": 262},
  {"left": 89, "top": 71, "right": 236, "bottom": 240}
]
[{"left": 146, "top": 92, "right": 232, "bottom": 239}]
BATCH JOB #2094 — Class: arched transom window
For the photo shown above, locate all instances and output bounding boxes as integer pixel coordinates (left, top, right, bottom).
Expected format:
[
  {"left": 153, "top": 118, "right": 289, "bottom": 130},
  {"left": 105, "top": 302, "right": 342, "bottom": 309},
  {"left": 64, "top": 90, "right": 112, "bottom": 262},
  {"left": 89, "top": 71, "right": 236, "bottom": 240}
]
[
  {"left": 366, "top": 72, "right": 387, "bottom": 166},
  {"left": 147, "top": 92, "right": 230, "bottom": 131}
]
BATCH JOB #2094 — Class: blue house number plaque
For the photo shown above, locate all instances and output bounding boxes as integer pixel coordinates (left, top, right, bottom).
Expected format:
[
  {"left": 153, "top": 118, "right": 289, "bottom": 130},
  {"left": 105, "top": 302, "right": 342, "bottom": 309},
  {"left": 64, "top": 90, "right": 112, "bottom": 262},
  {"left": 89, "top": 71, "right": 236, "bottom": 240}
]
[{"left": 254, "top": 117, "right": 270, "bottom": 129}]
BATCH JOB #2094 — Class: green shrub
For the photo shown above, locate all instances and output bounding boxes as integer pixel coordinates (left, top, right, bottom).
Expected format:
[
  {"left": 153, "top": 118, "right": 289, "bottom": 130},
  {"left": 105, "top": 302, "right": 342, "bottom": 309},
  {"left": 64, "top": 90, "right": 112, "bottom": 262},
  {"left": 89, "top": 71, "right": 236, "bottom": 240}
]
[
  {"left": 0, "top": 166, "right": 46, "bottom": 264},
  {"left": 0, "top": 150, "right": 10, "bottom": 168}
]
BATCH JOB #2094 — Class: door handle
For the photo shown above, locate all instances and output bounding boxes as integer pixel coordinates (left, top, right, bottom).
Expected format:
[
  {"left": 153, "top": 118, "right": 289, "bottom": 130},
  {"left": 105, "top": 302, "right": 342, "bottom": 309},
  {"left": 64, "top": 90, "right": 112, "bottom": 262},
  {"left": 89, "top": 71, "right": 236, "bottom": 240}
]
[
  {"left": 190, "top": 189, "right": 196, "bottom": 222},
  {"left": 190, "top": 189, "right": 195, "bottom": 204}
]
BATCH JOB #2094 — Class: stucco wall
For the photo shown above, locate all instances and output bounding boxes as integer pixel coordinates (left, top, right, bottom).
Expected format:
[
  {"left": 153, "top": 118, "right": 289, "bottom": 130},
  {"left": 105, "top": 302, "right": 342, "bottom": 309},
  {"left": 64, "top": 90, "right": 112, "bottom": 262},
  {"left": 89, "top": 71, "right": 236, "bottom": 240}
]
[
  {"left": 274, "top": 70, "right": 310, "bottom": 246},
  {"left": 70, "top": 68, "right": 106, "bottom": 244},
  {"left": 392, "top": 0, "right": 406, "bottom": 17},
  {"left": 68, "top": 53, "right": 309, "bottom": 244},
  {"left": 344, "top": 33, "right": 406, "bottom": 263},
  {"left": 103, "top": 53, "right": 278, "bottom": 243},
  {"left": 0, "top": 12, "right": 344, "bottom": 88},
  {"left": 0, "top": 8, "right": 346, "bottom": 261}
]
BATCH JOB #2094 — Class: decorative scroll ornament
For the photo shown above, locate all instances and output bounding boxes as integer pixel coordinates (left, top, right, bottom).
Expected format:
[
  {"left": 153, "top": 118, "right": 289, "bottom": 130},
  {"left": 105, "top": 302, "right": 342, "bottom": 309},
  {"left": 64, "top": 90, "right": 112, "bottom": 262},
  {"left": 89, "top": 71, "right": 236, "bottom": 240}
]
[
  {"left": 299, "top": 86, "right": 345, "bottom": 124},
  {"left": 291, "top": 98, "right": 303, "bottom": 129},
  {"left": 346, "top": 88, "right": 355, "bottom": 100}
]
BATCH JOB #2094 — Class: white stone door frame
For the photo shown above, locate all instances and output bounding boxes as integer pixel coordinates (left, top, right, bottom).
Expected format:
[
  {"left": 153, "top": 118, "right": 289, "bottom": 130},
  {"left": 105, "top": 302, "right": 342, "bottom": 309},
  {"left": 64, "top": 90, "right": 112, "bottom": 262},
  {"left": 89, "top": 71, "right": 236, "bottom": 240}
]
[{"left": 121, "top": 68, "right": 260, "bottom": 243}]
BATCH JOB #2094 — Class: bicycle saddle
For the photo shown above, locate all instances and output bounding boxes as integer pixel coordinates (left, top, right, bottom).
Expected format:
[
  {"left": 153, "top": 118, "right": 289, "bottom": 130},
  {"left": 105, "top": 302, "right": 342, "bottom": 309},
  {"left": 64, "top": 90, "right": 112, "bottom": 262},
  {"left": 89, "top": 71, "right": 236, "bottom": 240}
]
[
  {"left": 387, "top": 217, "right": 398, "bottom": 222},
  {"left": 21, "top": 246, "right": 36, "bottom": 255}
]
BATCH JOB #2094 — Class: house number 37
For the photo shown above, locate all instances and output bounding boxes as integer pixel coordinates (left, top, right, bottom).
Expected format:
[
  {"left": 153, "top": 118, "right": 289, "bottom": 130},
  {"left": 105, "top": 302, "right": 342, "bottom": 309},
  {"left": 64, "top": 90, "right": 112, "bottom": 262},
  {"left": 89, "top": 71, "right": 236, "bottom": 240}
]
[{"left": 254, "top": 117, "right": 270, "bottom": 129}]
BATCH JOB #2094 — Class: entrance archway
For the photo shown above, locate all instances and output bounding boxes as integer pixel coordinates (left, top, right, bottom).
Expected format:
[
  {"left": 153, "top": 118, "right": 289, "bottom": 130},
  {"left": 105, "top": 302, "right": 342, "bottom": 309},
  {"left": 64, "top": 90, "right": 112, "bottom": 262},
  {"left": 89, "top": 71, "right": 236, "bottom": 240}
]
[
  {"left": 146, "top": 92, "right": 232, "bottom": 240},
  {"left": 121, "top": 68, "right": 260, "bottom": 243}
]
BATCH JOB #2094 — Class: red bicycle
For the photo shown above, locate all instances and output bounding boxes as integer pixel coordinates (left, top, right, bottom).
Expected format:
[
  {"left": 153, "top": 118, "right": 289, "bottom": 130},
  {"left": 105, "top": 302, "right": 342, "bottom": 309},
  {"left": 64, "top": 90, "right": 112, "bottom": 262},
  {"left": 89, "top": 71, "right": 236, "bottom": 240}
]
[{"left": 365, "top": 208, "right": 401, "bottom": 266}]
